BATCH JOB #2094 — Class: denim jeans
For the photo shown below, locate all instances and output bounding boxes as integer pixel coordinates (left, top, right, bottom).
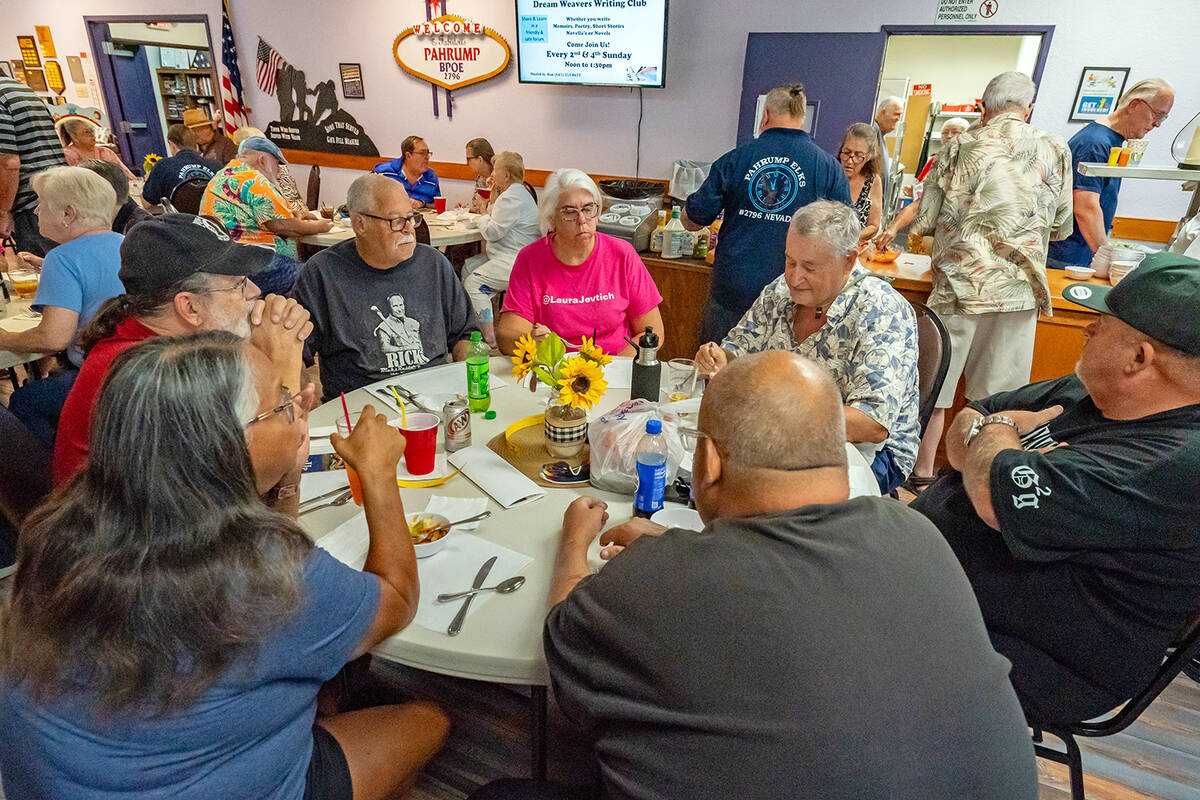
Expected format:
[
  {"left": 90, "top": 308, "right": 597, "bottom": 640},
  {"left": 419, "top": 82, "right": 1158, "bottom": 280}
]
[{"left": 9, "top": 366, "right": 78, "bottom": 446}]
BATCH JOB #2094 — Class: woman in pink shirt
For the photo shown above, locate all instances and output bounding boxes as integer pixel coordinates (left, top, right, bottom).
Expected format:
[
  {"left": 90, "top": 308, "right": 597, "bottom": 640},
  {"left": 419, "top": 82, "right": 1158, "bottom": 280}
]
[
  {"left": 61, "top": 119, "right": 136, "bottom": 180},
  {"left": 497, "top": 168, "right": 664, "bottom": 357}
]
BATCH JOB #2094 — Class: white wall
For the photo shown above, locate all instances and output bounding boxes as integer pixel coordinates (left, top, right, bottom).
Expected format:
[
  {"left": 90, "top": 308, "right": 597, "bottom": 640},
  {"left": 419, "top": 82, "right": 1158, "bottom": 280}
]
[{"left": 2, "top": 0, "right": 1194, "bottom": 221}]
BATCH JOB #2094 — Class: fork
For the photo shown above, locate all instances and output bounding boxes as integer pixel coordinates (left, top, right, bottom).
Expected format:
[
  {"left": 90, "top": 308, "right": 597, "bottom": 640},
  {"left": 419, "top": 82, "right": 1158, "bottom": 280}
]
[{"left": 298, "top": 489, "right": 354, "bottom": 516}]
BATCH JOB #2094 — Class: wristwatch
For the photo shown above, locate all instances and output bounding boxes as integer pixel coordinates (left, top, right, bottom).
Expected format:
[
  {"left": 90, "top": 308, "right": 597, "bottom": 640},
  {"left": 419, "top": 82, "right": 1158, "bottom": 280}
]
[{"left": 964, "top": 414, "right": 1018, "bottom": 447}]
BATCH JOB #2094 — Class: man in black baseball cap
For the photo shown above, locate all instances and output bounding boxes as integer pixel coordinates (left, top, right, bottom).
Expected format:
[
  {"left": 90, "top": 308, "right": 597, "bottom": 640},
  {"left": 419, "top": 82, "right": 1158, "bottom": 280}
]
[
  {"left": 53, "top": 213, "right": 314, "bottom": 483},
  {"left": 909, "top": 250, "right": 1200, "bottom": 729}
]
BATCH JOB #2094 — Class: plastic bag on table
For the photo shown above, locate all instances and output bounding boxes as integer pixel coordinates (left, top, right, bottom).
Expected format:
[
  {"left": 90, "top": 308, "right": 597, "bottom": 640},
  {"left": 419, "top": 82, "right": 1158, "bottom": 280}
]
[{"left": 588, "top": 399, "right": 687, "bottom": 494}]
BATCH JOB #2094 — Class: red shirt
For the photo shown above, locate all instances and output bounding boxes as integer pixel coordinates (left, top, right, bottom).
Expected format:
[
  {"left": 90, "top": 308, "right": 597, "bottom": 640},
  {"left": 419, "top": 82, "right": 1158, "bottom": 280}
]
[{"left": 52, "top": 316, "right": 158, "bottom": 484}]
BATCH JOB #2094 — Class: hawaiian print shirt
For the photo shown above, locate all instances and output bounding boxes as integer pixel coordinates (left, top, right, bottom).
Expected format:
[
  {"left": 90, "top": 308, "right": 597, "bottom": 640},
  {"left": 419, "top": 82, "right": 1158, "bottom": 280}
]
[
  {"left": 199, "top": 159, "right": 296, "bottom": 258},
  {"left": 912, "top": 112, "right": 1073, "bottom": 317},
  {"left": 722, "top": 266, "right": 921, "bottom": 476}
]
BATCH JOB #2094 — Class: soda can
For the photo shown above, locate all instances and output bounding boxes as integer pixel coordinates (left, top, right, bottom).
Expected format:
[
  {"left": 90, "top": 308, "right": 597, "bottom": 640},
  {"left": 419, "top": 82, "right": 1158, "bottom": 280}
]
[{"left": 443, "top": 397, "right": 471, "bottom": 452}]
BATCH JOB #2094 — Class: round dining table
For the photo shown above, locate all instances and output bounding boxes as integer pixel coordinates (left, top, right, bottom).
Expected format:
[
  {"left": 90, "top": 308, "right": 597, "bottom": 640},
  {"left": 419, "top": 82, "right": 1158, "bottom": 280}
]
[
  {"left": 300, "top": 356, "right": 880, "bottom": 776},
  {"left": 298, "top": 209, "right": 484, "bottom": 250}
]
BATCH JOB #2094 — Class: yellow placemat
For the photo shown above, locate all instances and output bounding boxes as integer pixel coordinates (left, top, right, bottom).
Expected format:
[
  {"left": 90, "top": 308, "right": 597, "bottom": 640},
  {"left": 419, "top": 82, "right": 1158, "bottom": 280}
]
[{"left": 485, "top": 413, "right": 590, "bottom": 488}]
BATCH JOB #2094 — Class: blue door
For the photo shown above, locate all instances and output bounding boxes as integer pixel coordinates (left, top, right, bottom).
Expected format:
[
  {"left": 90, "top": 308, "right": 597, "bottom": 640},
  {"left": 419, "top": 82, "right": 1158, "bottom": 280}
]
[
  {"left": 86, "top": 23, "right": 166, "bottom": 177},
  {"left": 737, "top": 33, "right": 888, "bottom": 156}
]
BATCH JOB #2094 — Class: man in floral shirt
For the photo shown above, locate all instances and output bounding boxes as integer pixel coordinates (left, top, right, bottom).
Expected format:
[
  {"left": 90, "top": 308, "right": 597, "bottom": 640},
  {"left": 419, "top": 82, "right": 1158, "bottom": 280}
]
[
  {"left": 694, "top": 201, "right": 919, "bottom": 494},
  {"left": 199, "top": 137, "right": 330, "bottom": 295},
  {"left": 907, "top": 71, "right": 1073, "bottom": 489}
]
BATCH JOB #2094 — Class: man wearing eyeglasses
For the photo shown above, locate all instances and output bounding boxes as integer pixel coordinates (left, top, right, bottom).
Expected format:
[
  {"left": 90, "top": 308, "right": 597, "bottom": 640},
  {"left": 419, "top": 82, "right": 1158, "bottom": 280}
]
[
  {"left": 52, "top": 214, "right": 314, "bottom": 484},
  {"left": 293, "top": 174, "right": 479, "bottom": 401},
  {"left": 372, "top": 135, "right": 441, "bottom": 209},
  {"left": 1048, "top": 78, "right": 1175, "bottom": 269}
]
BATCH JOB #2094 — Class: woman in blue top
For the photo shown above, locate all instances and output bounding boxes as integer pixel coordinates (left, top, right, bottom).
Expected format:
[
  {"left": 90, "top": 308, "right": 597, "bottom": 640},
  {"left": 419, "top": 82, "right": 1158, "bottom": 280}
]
[
  {"left": 0, "top": 332, "right": 448, "bottom": 800},
  {"left": 372, "top": 135, "right": 441, "bottom": 208}
]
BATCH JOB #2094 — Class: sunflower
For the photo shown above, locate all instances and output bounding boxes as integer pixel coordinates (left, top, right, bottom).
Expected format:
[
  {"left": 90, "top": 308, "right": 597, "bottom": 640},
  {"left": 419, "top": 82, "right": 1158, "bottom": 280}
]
[
  {"left": 557, "top": 356, "right": 608, "bottom": 411},
  {"left": 579, "top": 335, "right": 612, "bottom": 367},
  {"left": 511, "top": 334, "right": 537, "bottom": 380}
]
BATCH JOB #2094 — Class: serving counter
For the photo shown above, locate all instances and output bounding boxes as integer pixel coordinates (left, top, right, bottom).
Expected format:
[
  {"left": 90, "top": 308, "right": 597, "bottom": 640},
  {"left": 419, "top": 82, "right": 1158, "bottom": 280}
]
[{"left": 642, "top": 252, "right": 1104, "bottom": 384}]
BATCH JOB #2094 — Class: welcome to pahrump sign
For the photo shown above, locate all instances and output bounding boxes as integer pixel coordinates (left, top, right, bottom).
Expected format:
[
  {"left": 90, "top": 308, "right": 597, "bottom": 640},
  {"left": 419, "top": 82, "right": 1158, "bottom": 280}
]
[{"left": 393, "top": 14, "right": 511, "bottom": 92}]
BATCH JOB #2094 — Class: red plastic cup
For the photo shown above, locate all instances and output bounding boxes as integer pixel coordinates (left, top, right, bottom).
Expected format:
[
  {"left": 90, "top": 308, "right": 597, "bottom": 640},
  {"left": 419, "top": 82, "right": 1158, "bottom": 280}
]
[
  {"left": 399, "top": 412, "right": 440, "bottom": 475},
  {"left": 477, "top": 187, "right": 491, "bottom": 200},
  {"left": 434, "top": 196, "right": 447, "bottom": 214}
]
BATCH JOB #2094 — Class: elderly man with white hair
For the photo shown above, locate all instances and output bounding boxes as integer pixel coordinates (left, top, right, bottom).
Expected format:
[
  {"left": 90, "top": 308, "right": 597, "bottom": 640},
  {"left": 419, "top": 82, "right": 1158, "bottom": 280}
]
[
  {"left": 873, "top": 95, "right": 904, "bottom": 203},
  {"left": 904, "top": 71, "right": 1072, "bottom": 491},
  {"left": 1049, "top": 78, "right": 1175, "bottom": 269},
  {"left": 0, "top": 166, "right": 126, "bottom": 443},
  {"left": 498, "top": 168, "right": 664, "bottom": 357},
  {"left": 694, "top": 200, "right": 920, "bottom": 494},
  {"left": 199, "top": 136, "right": 331, "bottom": 296},
  {"left": 293, "top": 173, "right": 479, "bottom": 401}
]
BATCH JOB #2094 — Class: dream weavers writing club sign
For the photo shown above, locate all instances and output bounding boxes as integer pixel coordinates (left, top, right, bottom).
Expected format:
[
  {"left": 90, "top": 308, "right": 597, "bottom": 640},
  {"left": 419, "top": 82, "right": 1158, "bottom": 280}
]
[{"left": 393, "top": 13, "right": 511, "bottom": 92}]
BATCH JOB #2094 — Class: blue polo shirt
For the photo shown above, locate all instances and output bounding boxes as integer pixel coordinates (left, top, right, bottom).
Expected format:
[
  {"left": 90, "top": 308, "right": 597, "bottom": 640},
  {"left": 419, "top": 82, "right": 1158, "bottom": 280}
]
[
  {"left": 685, "top": 127, "right": 852, "bottom": 315},
  {"left": 371, "top": 160, "right": 441, "bottom": 205},
  {"left": 1048, "top": 122, "right": 1125, "bottom": 268},
  {"left": 31, "top": 231, "right": 125, "bottom": 366}
]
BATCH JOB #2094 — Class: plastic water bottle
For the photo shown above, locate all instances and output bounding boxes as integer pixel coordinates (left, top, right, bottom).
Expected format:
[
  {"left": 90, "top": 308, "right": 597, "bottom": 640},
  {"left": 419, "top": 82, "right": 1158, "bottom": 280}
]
[
  {"left": 633, "top": 419, "right": 668, "bottom": 518},
  {"left": 466, "top": 331, "right": 490, "bottom": 413}
]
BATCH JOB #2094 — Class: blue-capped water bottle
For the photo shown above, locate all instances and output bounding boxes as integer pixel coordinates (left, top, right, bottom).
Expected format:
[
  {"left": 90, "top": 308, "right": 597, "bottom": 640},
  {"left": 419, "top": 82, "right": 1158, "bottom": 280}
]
[{"left": 633, "top": 419, "right": 668, "bottom": 519}]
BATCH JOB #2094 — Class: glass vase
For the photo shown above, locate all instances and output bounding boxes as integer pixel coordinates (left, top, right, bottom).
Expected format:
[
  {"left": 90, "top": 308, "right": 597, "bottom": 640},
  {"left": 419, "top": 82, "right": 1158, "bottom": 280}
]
[{"left": 544, "top": 397, "right": 588, "bottom": 458}]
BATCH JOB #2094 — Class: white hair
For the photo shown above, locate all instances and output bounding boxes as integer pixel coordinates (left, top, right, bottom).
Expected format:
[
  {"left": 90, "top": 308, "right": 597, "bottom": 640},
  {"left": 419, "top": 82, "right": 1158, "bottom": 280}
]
[
  {"left": 789, "top": 200, "right": 860, "bottom": 257},
  {"left": 1117, "top": 78, "right": 1174, "bottom": 109},
  {"left": 876, "top": 96, "right": 903, "bottom": 113},
  {"left": 345, "top": 173, "right": 403, "bottom": 215},
  {"left": 537, "top": 168, "right": 601, "bottom": 235},
  {"left": 31, "top": 166, "right": 117, "bottom": 227},
  {"left": 941, "top": 117, "right": 970, "bottom": 133},
  {"left": 982, "top": 71, "right": 1036, "bottom": 113}
]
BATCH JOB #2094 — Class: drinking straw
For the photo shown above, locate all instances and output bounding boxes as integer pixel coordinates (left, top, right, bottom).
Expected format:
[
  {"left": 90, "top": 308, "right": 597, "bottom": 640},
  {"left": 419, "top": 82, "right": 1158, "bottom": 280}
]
[
  {"left": 390, "top": 386, "right": 407, "bottom": 427},
  {"left": 340, "top": 392, "right": 352, "bottom": 431},
  {"left": 689, "top": 364, "right": 699, "bottom": 397}
]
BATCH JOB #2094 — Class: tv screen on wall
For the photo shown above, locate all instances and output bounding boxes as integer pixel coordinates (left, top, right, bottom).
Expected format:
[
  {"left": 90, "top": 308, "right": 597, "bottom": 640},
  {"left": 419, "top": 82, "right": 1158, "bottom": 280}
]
[{"left": 515, "top": 0, "right": 668, "bottom": 88}]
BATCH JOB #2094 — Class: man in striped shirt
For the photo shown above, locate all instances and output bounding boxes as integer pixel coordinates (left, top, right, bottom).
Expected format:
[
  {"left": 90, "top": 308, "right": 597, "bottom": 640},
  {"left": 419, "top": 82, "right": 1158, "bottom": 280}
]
[{"left": 0, "top": 77, "right": 67, "bottom": 256}]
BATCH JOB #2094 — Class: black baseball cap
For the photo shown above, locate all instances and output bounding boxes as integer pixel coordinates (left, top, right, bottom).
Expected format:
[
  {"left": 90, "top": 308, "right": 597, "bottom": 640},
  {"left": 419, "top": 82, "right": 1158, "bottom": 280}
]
[
  {"left": 1062, "top": 251, "right": 1200, "bottom": 354},
  {"left": 119, "top": 214, "right": 273, "bottom": 295}
]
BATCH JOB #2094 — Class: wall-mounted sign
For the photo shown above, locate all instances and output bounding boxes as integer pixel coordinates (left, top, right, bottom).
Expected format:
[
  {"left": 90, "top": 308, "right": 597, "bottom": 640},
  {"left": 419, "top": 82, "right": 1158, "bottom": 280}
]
[
  {"left": 34, "top": 26, "right": 55, "bottom": 59},
  {"left": 17, "top": 36, "right": 40, "bottom": 68},
  {"left": 25, "top": 68, "right": 47, "bottom": 93},
  {"left": 339, "top": 63, "right": 364, "bottom": 99},
  {"left": 44, "top": 60, "right": 64, "bottom": 94},
  {"left": 1070, "top": 66, "right": 1129, "bottom": 122},
  {"left": 392, "top": 14, "right": 510, "bottom": 92}
]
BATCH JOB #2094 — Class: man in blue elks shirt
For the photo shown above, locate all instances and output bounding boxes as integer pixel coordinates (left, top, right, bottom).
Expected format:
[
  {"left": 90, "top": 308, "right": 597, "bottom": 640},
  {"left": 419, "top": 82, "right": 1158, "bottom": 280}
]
[{"left": 683, "top": 84, "right": 852, "bottom": 344}]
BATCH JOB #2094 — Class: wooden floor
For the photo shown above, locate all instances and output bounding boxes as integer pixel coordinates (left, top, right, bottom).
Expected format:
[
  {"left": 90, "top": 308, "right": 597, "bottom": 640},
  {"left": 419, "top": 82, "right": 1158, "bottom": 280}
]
[{"left": 363, "top": 660, "right": 1200, "bottom": 800}]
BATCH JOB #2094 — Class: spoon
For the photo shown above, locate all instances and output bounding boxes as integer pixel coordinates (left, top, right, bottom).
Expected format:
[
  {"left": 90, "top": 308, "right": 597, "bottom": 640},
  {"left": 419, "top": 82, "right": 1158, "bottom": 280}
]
[
  {"left": 436, "top": 575, "right": 527, "bottom": 603},
  {"left": 446, "top": 510, "right": 491, "bottom": 527}
]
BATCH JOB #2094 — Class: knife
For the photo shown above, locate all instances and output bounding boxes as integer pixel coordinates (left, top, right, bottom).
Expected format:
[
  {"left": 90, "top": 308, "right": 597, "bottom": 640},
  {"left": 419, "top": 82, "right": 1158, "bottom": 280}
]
[{"left": 448, "top": 555, "right": 496, "bottom": 636}]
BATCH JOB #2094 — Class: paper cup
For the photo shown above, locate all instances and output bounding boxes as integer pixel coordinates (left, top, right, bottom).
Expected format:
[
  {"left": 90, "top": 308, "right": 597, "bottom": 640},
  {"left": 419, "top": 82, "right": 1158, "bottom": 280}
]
[{"left": 398, "top": 412, "right": 440, "bottom": 476}]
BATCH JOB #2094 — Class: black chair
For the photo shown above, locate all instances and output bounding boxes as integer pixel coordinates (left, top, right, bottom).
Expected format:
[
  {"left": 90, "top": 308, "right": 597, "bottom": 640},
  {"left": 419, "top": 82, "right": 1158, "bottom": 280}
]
[
  {"left": 168, "top": 176, "right": 211, "bottom": 216},
  {"left": 910, "top": 301, "right": 951, "bottom": 437},
  {"left": 414, "top": 213, "right": 431, "bottom": 245},
  {"left": 0, "top": 404, "right": 52, "bottom": 575},
  {"left": 1031, "top": 606, "right": 1200, "bottom": 800},
  {"left": 522, "top": 181, "right": 538, "bottom": 204},
  {"left": 306, "top": 164, "right": 321, "bottom": 211}
]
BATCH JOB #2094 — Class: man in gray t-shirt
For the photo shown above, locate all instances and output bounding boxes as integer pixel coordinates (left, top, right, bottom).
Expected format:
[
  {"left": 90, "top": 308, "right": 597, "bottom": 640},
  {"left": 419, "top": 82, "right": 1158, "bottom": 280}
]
[
  {"left": 294, "top": 175, "right": 478, "bottom": 400},
  {"left": 481, "top": 352, "right": 1037, "bottom": 800}
]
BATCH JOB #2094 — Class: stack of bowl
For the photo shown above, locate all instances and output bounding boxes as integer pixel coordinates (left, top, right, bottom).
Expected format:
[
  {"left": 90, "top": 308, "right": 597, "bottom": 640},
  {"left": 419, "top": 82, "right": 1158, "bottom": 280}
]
[{"left": 1109, "top": 260, "right": 1139, "bottom": 285}]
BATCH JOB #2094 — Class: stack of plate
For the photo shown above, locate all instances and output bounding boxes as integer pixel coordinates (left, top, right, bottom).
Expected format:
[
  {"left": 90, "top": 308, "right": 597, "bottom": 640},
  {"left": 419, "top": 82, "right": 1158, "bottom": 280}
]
[{"left": 1109, "top": 260, "right": 1139, "bottom": 285}]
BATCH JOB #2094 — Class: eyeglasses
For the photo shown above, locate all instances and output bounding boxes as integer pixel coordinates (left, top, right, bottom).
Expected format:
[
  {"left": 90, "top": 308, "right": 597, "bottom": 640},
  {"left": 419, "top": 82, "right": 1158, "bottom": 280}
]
[
  {"left": 557, "top": 203, "right": 600, "bottom": 221},
  {"left": 839, "top": 149, "right": 868, "bottom": 162},
  {"left": 412, "top": 149, "right": 432, "bottom": 157},
  {"left": 245, "top": 386, "right": 301, "bottom": 427},
  {"left": 1138, "top": 98, "right": 1170, "bottom": 124},
  {"left": 198, "top": 276, "right": 251, "bottom": 296},
  {"left": 358, "top": 211, "right": 418, "bottom": 231}
]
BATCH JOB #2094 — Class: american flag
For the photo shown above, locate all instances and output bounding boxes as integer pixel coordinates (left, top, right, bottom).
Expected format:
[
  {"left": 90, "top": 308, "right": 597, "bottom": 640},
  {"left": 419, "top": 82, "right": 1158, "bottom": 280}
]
[
  {"left": 256, "top": 38, "right": 286, "bottom": 95},
  {"left": 219, "top": 0, "right": 248, "bottom": 130}
]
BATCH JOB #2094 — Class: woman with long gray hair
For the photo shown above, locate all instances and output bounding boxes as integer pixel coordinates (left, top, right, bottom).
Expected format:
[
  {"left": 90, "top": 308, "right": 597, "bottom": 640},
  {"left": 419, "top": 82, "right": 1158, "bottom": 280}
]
[{"left": 0, "top": 331, "right": 448, "bottom": 800}]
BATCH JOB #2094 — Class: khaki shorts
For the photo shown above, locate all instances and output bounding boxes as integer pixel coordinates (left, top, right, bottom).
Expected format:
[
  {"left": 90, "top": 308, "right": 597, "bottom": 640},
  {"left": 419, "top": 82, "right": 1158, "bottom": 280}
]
[{"left": 936, "top": 309, "right": 1038, "bottom": 408}]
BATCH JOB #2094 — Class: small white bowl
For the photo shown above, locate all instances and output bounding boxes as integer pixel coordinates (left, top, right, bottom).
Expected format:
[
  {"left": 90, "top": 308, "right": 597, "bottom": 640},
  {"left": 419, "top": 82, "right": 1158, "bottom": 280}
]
[
  {"left": 1111, "top": 259, "right": 1139, "bottom": 272},
  {"left": 407, "top": 512, "right": 452, "bottom": 558},
  {"left": 1109, "top": 270, "right": 1130, "bottom": 286},
  {"left": 650, "top": 505, "right": 704, "bottom": 532},
  {"left": 1064, "top": 266, "right": 1096, "bottom": 281}
]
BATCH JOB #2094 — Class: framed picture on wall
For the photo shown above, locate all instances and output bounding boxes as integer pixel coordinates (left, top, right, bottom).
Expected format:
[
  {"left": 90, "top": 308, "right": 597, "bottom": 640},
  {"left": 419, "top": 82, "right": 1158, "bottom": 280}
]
[
  {"left": 1070, "top": 67, "right": 1129, "bottom": 122},
  {"left": 340, "top": 63, "right": 364, "bottom": 99},
  {"left": 25, "top": 68, "right": 47, "bottom": 93},
  {"left": 10, "top": 61, "right": 26, "bottom": 84}
]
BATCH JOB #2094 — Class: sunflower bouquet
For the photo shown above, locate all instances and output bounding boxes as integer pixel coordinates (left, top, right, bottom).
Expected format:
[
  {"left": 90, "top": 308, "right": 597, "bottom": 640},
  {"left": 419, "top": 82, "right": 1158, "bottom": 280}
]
[
  {"left": 511, "top": 332, "right": 610, "bottom": 411},
  {"left": 142, "top": 152, "right": 163, "bottom": 174}
]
